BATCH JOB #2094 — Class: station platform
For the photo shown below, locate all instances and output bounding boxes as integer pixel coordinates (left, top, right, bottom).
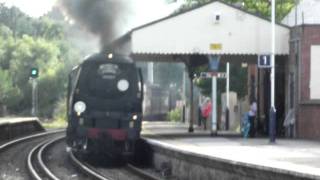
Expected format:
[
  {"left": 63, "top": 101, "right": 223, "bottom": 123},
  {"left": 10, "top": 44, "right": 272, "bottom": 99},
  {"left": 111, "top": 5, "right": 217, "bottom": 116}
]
[
  {"left": 142, "top": 121, "right": 211, "bottom": 137},
  {"left": 141, "top": 121, "right": 241, "bottom": 137},
  {"left": 141, "top": 121, "right": 320, "bottom": 180},
  {"left": 0, "top": 117, "right": 44, "bottom": 142},
  {"left": 0, "top": 117, "right": 40, "bottom": 125}
]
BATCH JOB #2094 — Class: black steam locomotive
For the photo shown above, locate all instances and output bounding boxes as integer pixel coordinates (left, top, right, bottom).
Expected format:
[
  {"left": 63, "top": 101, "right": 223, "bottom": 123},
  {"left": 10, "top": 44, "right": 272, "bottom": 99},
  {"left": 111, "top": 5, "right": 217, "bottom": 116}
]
[{"left": 66, "top": 53, "right": 143, "bottom": 157}]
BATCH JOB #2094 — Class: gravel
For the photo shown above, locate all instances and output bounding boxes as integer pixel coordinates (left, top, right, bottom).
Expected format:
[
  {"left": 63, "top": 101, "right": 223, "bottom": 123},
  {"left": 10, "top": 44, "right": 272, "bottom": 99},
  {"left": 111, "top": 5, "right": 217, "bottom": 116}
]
[
  {"left": 0, "top": 134, "right": 62, "bottom": 180},
  {"left": 44, "top": 139, "right": 90, "bottom": 180},
  {"left": 0, "top": 133, "right": 162, "bottom": 180}
]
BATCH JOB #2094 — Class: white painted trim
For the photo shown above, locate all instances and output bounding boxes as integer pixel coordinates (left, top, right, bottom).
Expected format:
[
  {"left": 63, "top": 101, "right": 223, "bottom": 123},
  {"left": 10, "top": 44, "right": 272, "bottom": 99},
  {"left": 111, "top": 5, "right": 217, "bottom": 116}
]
[{"left": 310, "top": 45, "right": 320, "bottom": 99}]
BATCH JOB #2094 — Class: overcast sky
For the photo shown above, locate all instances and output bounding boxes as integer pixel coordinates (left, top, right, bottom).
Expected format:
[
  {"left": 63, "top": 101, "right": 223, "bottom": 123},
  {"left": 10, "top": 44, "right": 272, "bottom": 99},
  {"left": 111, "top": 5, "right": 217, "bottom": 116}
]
[{"left": 0, "top": 0, "right": 57, "bottom": 17}]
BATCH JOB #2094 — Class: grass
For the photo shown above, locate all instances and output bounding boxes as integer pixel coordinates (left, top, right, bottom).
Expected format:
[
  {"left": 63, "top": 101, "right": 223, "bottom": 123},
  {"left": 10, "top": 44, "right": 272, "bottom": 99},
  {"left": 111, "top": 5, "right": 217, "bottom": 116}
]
[{"left": 41, "top": 117, "right": 67, "bottom": 129}]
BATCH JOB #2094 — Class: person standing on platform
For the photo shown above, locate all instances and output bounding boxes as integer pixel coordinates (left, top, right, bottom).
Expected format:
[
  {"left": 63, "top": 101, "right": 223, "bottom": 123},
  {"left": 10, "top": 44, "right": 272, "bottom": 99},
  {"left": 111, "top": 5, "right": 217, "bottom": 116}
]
[
  {"left": 248, "top": 101, "right": 257, "bottom": 137},
  {"left": 201, "top": 98, "right": 212, "bottom": 130}
]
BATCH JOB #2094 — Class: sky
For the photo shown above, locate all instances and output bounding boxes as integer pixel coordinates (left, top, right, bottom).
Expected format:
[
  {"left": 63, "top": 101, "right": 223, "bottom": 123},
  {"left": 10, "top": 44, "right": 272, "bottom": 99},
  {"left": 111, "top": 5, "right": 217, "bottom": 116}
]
[
  {"left": 0, "top": 0, "right": 58, "bottom": 17},
  {"left": 0, "top": 0, "right": 184, "bottom": 26},
  {"left": 131, "top": 0, "right": 184, "bottom": 27}
]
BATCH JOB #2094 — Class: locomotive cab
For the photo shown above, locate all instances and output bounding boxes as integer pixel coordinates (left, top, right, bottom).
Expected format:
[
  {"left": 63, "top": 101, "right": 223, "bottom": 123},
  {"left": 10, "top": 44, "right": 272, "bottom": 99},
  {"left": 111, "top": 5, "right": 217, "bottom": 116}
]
[{"left": 66, "top": 53, "right": 143, "bottom": 156}]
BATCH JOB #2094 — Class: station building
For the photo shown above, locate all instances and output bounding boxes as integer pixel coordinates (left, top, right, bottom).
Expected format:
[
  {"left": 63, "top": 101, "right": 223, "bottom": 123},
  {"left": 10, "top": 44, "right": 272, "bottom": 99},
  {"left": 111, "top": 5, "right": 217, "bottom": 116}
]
[
  {"left": 111, "top": 0, "right": 320, "bottom": 140},
  {"left": 282, "top": 0, "right": 320, "bottom": 139}
]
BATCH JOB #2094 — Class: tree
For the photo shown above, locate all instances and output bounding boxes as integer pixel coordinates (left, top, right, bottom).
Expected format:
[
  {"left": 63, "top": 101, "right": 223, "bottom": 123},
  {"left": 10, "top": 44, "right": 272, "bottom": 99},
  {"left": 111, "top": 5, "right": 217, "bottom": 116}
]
[
  {"left": 176, "top": 0, "right": 295, "bottom": 20},
  {"left": 0, "top": 69, "right": 22, "bottom": 110},
  {"left": 0, "top": 4, "right": 64, "bottom": 40},
  {"left": 154, "top": 62, "right": 184, "bottom": 89},
  {"left": 33, "top": 17, "right": 64, "bottom": 40},
  {"left": 0, "top": 4, "right": 80, "bottom": 117}
]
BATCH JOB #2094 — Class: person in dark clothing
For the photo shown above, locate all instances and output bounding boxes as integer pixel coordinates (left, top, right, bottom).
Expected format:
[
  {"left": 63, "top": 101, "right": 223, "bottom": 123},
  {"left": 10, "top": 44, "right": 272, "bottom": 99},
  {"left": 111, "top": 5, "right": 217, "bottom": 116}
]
[{"left": 248, "top": 101, "right": 257, "bottom": 137}]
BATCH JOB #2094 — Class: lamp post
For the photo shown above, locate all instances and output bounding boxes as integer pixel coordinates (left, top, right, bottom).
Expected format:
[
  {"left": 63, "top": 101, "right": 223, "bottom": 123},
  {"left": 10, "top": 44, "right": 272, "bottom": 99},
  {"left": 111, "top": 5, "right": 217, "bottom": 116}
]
[
  {"left": 226, "top": 62, "right": 230, "bottom": 130},
  {"left": 209, "top": 55, "right": 220, "bottom": 135},
  {"left": 269, "top": 0, "right": 277, "bottom": 143}
]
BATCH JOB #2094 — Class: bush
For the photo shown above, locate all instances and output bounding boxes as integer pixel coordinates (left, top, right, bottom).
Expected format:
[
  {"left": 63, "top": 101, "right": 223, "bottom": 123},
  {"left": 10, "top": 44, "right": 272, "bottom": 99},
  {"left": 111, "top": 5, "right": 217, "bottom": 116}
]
[
  {"left": 42, "top": 98, "right": 67, "bottom": 129},
  {"left": 53, "top": 98, "right": 67, "bottom": 121},
  {"left": 167, "top": 108, "right": 182, "bottom": 122}
]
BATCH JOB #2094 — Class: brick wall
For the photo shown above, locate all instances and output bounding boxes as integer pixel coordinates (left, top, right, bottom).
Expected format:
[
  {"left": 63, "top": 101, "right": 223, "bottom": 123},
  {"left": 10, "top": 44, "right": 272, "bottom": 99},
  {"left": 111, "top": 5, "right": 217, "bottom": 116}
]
[
  {"left": 298, "top": 104, "right": 320, "bottom": 139},
  {"left": 296, "top": 25, "right": 320, "bottom": 139},
  {"left": 300, "top": 26, "right": 320, "bottom": 101}
]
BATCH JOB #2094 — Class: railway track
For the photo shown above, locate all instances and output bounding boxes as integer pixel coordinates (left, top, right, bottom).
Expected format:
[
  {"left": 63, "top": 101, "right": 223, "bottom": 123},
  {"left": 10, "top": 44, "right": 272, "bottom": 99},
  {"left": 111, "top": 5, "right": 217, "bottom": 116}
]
[
  {"left": 0, "top": 130, "right": 65, "bottom": 179},
  {"left": 70, "top": 149, "right": 162, "bottom": 180},
  {"left": 0, "top": 130, "right": 161, "bottom": 180},
  {"left": 27, "top": 136, "right": 64, "bottom": 180},
  {"left": 69, "top": 151, "right": 110, "bottom": 180},
  {"left": 0, "top": 129, "right": 64, "bottom": 151}
]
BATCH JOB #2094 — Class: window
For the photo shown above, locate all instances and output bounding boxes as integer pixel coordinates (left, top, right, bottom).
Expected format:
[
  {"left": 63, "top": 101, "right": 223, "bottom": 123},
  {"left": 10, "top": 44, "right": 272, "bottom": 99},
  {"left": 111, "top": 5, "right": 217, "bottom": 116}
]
[{"left": 310, "top": 45, "right": 320, "bottom": 99}]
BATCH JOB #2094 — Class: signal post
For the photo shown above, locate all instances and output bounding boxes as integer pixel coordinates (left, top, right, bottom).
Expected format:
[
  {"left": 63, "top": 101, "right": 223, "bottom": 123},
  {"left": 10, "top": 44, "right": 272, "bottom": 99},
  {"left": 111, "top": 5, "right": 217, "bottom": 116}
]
[{"left": 30, "top": 68, "right": 39, "bottom": 117}]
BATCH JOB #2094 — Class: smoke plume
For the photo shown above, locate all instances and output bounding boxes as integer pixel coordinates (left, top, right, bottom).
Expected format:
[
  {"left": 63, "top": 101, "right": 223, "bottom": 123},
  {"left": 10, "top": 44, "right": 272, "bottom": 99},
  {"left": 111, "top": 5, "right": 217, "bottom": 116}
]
[{"left": 59, "top": 0, "right": 130, "bottom": 49}]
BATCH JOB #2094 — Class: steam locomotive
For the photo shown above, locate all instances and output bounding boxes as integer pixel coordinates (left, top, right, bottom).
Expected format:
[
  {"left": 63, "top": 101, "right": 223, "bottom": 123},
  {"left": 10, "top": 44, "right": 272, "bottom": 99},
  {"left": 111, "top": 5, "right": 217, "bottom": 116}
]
[{"left": 66, "top": 53, "right": 143, "bottom": 157}]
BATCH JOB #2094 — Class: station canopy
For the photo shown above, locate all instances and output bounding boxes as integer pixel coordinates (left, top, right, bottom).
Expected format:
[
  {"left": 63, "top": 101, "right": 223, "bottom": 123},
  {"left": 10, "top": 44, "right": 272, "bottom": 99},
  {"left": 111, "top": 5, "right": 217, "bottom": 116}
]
[{"left": 112, "top": 0, "right": 290, "bottom": 62}]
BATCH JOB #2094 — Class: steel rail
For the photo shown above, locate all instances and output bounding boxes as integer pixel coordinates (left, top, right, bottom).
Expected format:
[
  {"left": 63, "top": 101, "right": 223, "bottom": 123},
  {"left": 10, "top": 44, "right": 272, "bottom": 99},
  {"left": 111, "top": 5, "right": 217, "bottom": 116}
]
[
  {"left": 0, "top": 129, "right": 65, "bottom": 180},
  {"left": 70, "top": 151, "right": 161, "bottom": 180},
  {"left": 37, "top": 136, "right": 65, "bottom": 180},
  {"left": 126, "top": 164, "right": 161, "bottom": 180},
  {"left": 0, "top": 129, "right": 65, "bottom": 151},
  {"left": 27, "top": 140, "right": 49, "bottom": 180},
  {"left": 69, "top": 151, "right": 110, "bottom": 180}
]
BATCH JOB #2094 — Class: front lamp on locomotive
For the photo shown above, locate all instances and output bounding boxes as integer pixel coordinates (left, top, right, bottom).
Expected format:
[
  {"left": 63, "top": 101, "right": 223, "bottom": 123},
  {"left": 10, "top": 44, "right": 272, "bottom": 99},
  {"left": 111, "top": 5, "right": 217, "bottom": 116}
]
[{"left": 66, "top": 53, "right": 143, "bottom": 156}]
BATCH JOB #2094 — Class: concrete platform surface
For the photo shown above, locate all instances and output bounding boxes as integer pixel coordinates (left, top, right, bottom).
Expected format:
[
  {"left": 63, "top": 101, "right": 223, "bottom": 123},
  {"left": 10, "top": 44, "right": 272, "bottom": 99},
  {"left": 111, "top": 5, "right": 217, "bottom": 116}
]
[
  {"left": 0, "top": 117, "right": 39, "bottom": 125},
  {"left": 142, "top": 121, "right": 211, "bottom": 136},
  {"left": 141, "top": 121, "right": 320, "bottom": 179}
]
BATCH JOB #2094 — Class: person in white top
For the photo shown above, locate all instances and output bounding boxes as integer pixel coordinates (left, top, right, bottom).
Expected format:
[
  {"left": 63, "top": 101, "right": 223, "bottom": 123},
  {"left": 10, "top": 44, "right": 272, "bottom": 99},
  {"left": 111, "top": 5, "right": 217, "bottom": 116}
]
[{"left": 248, "top": 101, "right": 257, "bottom": 137}]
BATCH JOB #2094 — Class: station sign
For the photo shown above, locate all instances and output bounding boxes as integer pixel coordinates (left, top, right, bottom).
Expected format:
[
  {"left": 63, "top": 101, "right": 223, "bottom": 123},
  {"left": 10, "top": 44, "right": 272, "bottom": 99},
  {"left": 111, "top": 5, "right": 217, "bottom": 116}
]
[
  {"left": 210, "top": 43, "right": 222, "bottom": 50},
  {"left": 258, "top": 54, "right": 271, "bottom": 68},
  {"left": 200, "top": 72, "right": 214, "bottom": 78},
  {"left": 200, "top": 72, "right": 226, "bottom": 79},
  {"left": 217, "top": 72, "right": 227, "bottom": 78},
  {"left": 208, "top": 55, "right": 220, "bottom": 71}
]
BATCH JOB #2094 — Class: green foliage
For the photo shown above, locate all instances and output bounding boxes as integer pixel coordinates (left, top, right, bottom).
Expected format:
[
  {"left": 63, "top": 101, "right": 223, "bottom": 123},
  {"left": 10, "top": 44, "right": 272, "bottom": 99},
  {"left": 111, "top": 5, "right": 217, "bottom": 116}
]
[
  {"left": 176, "top": 0, "right": 295, "bottom": 20},
  {"left": 0, "top": 24, "right": 12, "bottom": 37},
  {"left": 0, "top": 4, "right": 64, "bottom": 39},
  {"left": 33, "top": 17, "right": 64, "bottom": 40},
  {"left": 42, "top": 97, "right": 67, "bottom": 128},
  {"left": 37, "top": 97, "right": 67, "bottom": 129},
  {"left": 53, "top": 98, "right": 67, "bottom": 121},
  {"left": 0, "top": 69, "right": 22, "bottom": 107},
  {"left": 154, "top": 62, "right": 184, "bottom": 88},
  {"left": 167, "top": 108, "right": 182, "bottom": 122},
  {"left": 0, "top": 4, "right": 79, "bottom": 117}
]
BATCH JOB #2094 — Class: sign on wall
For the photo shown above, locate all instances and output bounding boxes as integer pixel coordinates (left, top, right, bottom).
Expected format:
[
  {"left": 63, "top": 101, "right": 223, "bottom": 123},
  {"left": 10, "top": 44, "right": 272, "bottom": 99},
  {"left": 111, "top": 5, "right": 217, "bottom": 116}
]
[
  {"left": 210, "top": 43, "right": 222, "bottom": 50},
  {"left": 258, "top": 54, "right": 271, "bottom": 68},
  {"left": 209, "top": 55, "right": 220, "bottom": 71}
]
